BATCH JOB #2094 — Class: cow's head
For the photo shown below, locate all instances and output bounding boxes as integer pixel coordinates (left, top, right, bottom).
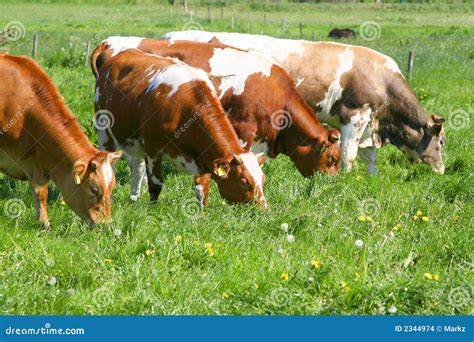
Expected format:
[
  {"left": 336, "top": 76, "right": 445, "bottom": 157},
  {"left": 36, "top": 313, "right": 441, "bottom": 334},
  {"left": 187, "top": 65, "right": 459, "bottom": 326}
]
[
  {"left": 291, "top": 128, "right": 341, "bottom": 177},
  {"left": 61, "top": 151, "right": 122, "bottom": 224},
  {"left": 397, "top": 114, "right": 446, "bottom": 174},
  {"left": 212, "top": 153, "right": 267, "bottom": 208}
]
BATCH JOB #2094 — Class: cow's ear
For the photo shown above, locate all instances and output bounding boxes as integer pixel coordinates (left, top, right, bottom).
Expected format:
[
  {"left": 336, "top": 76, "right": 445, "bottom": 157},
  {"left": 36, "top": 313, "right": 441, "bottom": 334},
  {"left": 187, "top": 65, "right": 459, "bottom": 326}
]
[
  {"left": 73, "top": 160, "right": 88, "bottom": 185},
  {"left": 328, "top": 128, "right": 341, "bottom": 143},
  {"left": 431, "top": 114, "right": 445, "bottom": 124},
  {"left": 429, "top": 123, "right": 443, "bottom": 136},
  {"left": 213, "top": 158, "right": 230, "bottom": 178},
  {"left": 208, "top": 36, "right": 222, "bottom": 44},
  {"left": 256, "top": 152, "right": 266, "bottom": 166},
  {"left": 107, "top": 151, "right": 123, "bottom": 165}
]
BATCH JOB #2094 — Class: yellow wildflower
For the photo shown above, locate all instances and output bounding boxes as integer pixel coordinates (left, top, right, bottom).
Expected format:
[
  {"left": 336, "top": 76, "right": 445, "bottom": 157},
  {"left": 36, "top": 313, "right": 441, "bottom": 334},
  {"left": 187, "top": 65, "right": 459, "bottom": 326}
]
[
  {"left": 280, "top": 273, "right": 289, "bottom": 281},
  {"left": 358, "top": 216, "right": 366, "bottom": 222},
  {"left": 145, "top": 249, "right": 154, "bottom": 257},
  {"left": 340, "top": 281, "right": 348, "bottom": 288},
  {"left": 355, "top": 272, "right": 361, "bottom": 279},
  {"left": 222, "top": 292, "right": 229, "bottom": 299},
  {"left": 204, "top": 242, "right": 213, "bottom": 249},
  {"left": 356, "top": 175, "right": 363, "bottom": 181},
  {"left": 366, "top": 216, "right": 374, "bottom": 223},
  {"left": 254, "top": 284, "right": 259, "bottom": 289},
  {"left": 104, "top": 258, "right": 113, "bottom": 264},
  {"left": 413, "top": 215, "right": 419, "bottom": 221},
  {"left": 422, "top": 216, "right": 429, "bottom": 222},
  {"left": 424, "top": 272, "right": 433, "bottom": 280},
  {"left": 175, "top": 235, "right": 183, "bottom": 243},
  {"left": 392, "top": 224, "right": 402, "bottom": 231},
  {"left": 433, "top": 274, "right": 440, "bottom": 281},
  {"left": 311, "top": 259, "right": 322, "bottom": 269},
  {"left": 416, "top": 210, "right": 423, "bottom": 217}
]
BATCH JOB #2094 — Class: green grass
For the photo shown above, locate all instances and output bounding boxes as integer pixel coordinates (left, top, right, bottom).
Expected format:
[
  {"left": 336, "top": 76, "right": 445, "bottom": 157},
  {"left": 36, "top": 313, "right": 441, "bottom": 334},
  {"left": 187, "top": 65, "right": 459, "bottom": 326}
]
[{"left": 0, "top": 1, "right": 473, "bottom": 315}]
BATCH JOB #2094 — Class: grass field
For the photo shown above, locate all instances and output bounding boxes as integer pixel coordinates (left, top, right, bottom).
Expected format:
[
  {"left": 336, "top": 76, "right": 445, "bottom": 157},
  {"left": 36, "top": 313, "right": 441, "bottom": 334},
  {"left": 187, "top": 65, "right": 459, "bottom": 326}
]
[{"left": 0, "top": 1, "right": 473, "bottom": 315}]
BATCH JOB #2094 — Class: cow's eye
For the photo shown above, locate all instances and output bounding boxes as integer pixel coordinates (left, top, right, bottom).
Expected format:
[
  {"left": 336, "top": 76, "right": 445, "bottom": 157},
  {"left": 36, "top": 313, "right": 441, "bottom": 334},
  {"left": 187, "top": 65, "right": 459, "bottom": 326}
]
[
  {"left": 90, "top": 186, "right": 99, "bottom": 195},
  {"left": 440, "top": 140, "right": 444, "bottom": 146}
]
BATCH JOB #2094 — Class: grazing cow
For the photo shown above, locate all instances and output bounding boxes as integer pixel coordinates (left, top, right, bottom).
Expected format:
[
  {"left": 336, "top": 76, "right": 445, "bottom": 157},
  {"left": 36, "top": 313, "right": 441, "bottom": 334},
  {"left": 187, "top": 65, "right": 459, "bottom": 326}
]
[
  {"left": 162, "top": 31, "right": 446, "bottom": 175},
  {"left": 91, "top": 37, "right": 340, "bottom": 204},
  {"left": 93, "top": 49, "right": 268, "bottom": 208},
  {"left": 328, "top": 28, "right": 356, "bottom": 39},
  {"left": 0, "top": 54, "right": 122, "bottom": 226}
]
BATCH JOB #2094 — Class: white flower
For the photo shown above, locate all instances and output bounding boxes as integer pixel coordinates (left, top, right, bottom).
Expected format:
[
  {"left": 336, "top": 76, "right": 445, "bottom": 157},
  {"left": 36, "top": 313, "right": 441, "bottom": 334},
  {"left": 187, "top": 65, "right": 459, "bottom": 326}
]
[
  {"left": 388, "top": 305, "right": 397, "bottom": 314},
  {"left": 47, "top": 276, "right": 57, "bottom": 286},
  {"left": 46, "top": 259, "right": 54, "bottom": 267},
  {"left": 277, "top": 246, "right": 284, "bottom": 255},
  {"left": 281, "top": 223, "right": 289, "bottom": 233},
  {"left": 308, "top": 277, "right": 314, "bottom": 283},
  {"left": 355, "top": 239, "right": 364, "bottom": 248},
  {"left": 287, "top": 234, "right": 295, "bottom": 243},
  {"left": 114, "top": 228, "right": 122, "bottom": 237}
]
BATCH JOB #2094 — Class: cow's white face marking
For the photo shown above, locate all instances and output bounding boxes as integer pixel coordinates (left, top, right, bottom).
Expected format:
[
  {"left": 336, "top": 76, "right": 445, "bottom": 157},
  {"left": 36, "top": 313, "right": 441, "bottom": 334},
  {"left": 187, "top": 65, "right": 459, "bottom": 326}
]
[
  {"left": 101, "top": 161, "right": 114, "bottom": 189},
  {"left": 161, "top": 30, "right": 305, "bottom": 64},
  {"left": 317, "top": 48, "right": 354, "bottom": 116},
  {"left": 195, "top": 184, "right": 205, "bottom": 207},
  {"left": 146, "top": 63, "right": 214, "bottom": 97},
  {"left": 94, "top": 87, "right": 101, "bottom": 103},
  {"left": 145, "top": 155, "right": 163, "bottom": 186},
  {"left": 104, "top": 36, "right": 144, "bottom": 57},
  {"left": 251, "top": 140, "right": 269, "bottom": 155},
  {"left": 208, "top": 48, "right": 273, "bottom": 97},
  {"left": 168, "top": 40, "right": 175, "bottom": 47},
  {"left": 384, "top": 56, "right": 402, "bottom": 75},
  {"left": 236, "top": 152, "right": 266, "bottom": 207}
]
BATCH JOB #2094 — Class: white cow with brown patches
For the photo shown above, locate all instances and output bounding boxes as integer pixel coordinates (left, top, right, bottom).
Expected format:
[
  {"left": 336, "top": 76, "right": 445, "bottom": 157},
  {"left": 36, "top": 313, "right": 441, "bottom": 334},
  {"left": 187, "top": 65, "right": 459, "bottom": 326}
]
[{"left": 163, "top": 31, "right": 446, "bottom": 175}]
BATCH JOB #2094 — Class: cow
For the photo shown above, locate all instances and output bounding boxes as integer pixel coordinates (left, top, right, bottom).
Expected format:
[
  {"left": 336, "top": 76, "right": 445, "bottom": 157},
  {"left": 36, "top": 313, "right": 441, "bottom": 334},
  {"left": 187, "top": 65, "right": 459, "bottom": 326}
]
[
  {"left": 162, "top": 31, "right": 446, "bottom": 175},
  {"left": 0, "top": 54, "right": 122, "bottom": 226},
  {"left": 93, "top": 49, "right": 268, "bottom": 208},
  {"left": 91, "top": 37, "right": 340, "bottom": 205},
  {"left": 328, "top": 28, "right": 356, "bottom": 39}
]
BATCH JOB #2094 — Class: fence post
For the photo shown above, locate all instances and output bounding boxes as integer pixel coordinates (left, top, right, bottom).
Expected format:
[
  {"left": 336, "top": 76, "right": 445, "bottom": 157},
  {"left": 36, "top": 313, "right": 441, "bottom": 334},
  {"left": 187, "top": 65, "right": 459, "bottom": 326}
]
[
  {"left": 84, "top": 41, "right": 91, "bottom": 67},
  {"left": 231, "top": 10, "right": 235, "bottom": 29},
  {"left": 263, "top": 13, "right": 267, "bottom": 33},
  {"left": 299, "top": 23, "right": 303, "bottom": 39},
  {"left": 408, "top": 50, "right": 415, "bottom": 80},
  {"left": 184, "top": 0, "right": 188, "bottom": 13},
  {"left": 248, "top": 12, "right": 252, "bottom": 32},
  {"left": 32, "top": 33, "right": 39, "bottom": 58},
  {"left": 220, "top": 7, "right": 224, "bottom": 21},
  {"left": 312, "top": 32, "right": 315, "bottom": 41}
]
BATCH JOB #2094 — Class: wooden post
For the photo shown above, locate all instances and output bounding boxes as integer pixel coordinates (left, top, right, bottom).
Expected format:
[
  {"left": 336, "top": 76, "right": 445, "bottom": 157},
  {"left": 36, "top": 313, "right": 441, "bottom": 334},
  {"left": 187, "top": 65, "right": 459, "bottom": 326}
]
[
  {"left": 299, "top": 23, "right": 303, "bottom": 39},
  {"left": 247, "top": 12, "right": 251, "bottom": 32},
  {"left": 263, "top": 13, "right": 267, "bottom": 32},
  {"left": 220, "top": 7, "right": 224, "bottom": 21},
  {"left": 280, "top": 18, "right": 284, "bottom": 31},
  {"left": 231, "top": 10, "right": 235, "bottom": 29},
  {"left": 194, "top": 5, "right": 197, "bottom": 18},
  {"left": 32, "top": 33, "right": 38, "bottom": 58},
  {"left": 312, "top": 32, "right": 315, "bottom": 41},
  {"left": 84, "top": 41, "right": 91, "bottom": 67},
  {"left": 184, "top": 0, "right": 188, "bottom": 13},
  {"left": 408, "top": 50, "right": 414, "bottom": 80}
]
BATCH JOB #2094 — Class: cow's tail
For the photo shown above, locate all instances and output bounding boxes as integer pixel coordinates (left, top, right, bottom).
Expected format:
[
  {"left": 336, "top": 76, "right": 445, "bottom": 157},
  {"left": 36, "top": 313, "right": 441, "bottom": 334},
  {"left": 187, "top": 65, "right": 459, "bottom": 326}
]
[{"left": 90, "top": 43, "right": 107, "bottom": 80}]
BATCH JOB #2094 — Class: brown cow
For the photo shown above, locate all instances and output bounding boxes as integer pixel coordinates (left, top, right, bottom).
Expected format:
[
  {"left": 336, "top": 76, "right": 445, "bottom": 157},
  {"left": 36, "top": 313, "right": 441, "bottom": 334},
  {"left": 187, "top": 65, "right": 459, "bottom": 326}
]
[
  {"left": 91, "top": 37, "right": 340, "bottom": 205},
  {"left": 163, "top": 31, "right": 446, "bottom": 175},
  {"left": 0, "top": 54, "right": 122, "bottom": 226},
  {"left": 93, "top": 49, "right": 268, "bottom": 208}
]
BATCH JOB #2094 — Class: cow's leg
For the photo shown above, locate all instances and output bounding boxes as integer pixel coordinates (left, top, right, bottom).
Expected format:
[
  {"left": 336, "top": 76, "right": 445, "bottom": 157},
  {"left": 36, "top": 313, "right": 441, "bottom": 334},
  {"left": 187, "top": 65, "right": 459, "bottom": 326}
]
[
  {"left": 29, "top": 182, "right": 50, "bottom": 229},
  {"left": 358, "top": 147, "right": 377, "bottom": 175},
  {"left": 340, "top": 105, "right": 372, "bottom": 172},
  {"left": 194, "top": 174, "right": 211, "bottom": 207},
  {"left": 145, "top": 154, "right": 164, "bottom": 203},
  {"left": 123, "top": 154, "right": 147, "bottom": 201}
]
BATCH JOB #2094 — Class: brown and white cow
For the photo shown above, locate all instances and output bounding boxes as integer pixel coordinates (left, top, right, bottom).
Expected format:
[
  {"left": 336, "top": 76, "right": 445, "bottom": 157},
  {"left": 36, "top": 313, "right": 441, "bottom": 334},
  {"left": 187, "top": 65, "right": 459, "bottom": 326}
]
[
  {"left": 93, "top": 49, "right": 268, "bottom": 207},
  {"left": 91, "top": 37, "right": 340, "bottom": 204},
  {"left": 162, "top": 31, "right": 446, "bottom": 175},
  {"left": 0, "top": 54, "right": 122, "bottom": 226}
]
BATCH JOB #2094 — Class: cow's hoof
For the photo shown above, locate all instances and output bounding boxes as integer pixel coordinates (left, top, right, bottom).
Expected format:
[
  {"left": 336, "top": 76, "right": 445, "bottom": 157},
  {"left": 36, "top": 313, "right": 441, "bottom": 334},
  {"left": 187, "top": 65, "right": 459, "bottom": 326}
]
[{"left": 130, "top": 195, "right": 139, "bottom": 202}]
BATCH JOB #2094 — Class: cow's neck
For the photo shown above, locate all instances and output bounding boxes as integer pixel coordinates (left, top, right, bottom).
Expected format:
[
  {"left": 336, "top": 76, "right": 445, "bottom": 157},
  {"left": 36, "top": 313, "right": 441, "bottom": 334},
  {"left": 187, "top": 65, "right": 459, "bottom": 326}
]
[
  {"left": 192, "top": 98, "right": 242, "bottom": 170},
  {"left": 31, "top": 106, "right": 96, "bottom": 178},
  {"left": 274, "top": 95, "right": 326, "bottom": 156}
]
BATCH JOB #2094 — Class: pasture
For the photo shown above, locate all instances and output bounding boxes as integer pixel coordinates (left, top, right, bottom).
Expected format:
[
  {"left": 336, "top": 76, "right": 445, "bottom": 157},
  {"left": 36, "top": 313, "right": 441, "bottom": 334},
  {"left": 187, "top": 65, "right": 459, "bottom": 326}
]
[{"left": 0, "top": 1, "right": 472, "bottom": 315}]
